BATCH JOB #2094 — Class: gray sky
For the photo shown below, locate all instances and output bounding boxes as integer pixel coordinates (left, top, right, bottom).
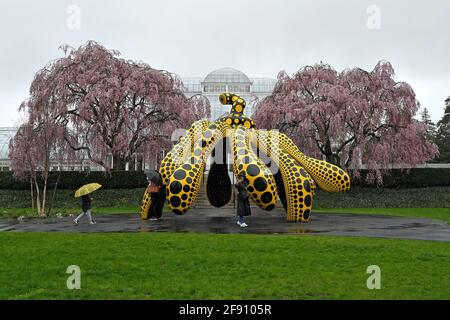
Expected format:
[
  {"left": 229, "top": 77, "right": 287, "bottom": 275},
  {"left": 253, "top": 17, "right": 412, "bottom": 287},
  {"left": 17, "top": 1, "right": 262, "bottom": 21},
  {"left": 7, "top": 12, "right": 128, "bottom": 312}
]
[{"left": 1, "top": 0, "right": 449, "bottom": 126}]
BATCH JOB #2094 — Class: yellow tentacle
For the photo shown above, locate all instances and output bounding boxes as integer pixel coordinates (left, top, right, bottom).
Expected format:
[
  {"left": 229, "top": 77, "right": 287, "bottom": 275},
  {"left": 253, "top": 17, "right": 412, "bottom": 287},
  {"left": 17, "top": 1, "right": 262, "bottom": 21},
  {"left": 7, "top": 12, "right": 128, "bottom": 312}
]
[
  {"left": 271, "top": 132, "right": 350, "bottom": 193},
  {"left": 166, "top": 121, "right": 228, "bottom": 214},
  {"left": 231, "top": 127, "right": 278, "bottom": 210},
  {"left": 139, "top": 191, "right": 152, "bottom": 220},
  {"left": 251, "top": 130, "right": 313, "bottom": 222},
  {"left": 159, "top": 119, "right": 210, "bottom": 185}
]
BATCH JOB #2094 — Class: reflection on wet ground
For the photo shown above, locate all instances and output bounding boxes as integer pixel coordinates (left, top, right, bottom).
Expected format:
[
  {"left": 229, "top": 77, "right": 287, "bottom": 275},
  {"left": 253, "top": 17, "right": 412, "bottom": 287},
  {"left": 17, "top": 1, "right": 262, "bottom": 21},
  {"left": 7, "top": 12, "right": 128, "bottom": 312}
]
[{"left": 1, "top": 207, "right": 449, "bottom": 242}]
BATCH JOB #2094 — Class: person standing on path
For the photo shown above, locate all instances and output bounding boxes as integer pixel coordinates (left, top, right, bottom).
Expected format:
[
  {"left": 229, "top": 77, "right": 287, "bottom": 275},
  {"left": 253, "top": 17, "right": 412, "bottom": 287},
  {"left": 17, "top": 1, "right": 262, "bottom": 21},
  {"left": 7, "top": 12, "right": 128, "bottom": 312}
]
[
  {"left": 146, "top": 170, "right": 165, "bottom": 221},
  {"left": 235, "top": 173, "right": 251, "bottom": 227}
]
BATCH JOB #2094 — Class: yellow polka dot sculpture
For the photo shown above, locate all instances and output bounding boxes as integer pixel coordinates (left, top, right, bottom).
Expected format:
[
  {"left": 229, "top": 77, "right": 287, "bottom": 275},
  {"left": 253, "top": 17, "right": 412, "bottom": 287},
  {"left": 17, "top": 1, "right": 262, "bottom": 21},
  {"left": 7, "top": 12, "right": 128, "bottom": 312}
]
[{"left": 140, "top": 93, "right": 350, "bottom": 222}]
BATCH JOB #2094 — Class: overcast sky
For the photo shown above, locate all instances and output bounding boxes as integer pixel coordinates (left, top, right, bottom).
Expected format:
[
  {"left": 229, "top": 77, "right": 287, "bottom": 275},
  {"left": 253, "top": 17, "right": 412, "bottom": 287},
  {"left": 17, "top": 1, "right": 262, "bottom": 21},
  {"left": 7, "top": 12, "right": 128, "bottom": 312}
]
[{"left": 1, "top": 0, "right": 449, "bottom": 126}]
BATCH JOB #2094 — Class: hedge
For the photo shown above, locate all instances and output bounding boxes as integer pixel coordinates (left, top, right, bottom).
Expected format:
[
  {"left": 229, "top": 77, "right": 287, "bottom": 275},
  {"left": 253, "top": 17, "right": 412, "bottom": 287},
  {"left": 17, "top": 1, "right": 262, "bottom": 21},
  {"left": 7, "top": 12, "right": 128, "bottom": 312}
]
[
  {"left": 314, "top": 186, "right": 450, "bottom": 208},
  {"left": 0, "top": 186, "right": 448, "bottom": 211},
  {"left": 351, "top": 168, "right": 450, "bottom": 188},
  {"left": 0, "top": 171, "right": 148, "bottom": 190},
  {"left": 1, "top": 167, "right": 449, "bottom": 190}
]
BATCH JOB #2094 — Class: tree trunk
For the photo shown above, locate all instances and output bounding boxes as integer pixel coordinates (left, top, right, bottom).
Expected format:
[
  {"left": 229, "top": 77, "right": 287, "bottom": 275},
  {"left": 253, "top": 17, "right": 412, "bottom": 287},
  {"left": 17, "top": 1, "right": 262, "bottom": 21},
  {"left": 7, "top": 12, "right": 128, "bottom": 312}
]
[
  {"left": 113, "top": 156, "right": 126, "bottom": 171},
  {"left": 30, "top": 177, "right": 35, "bottom": 216},
  {"left": 41, "top": 173, "right": 48, "bottom": 217},
  {"left": 34, "top": 178, "right": 42, "bottom": 217},
  {"left": 136, "top": 155, "right": 143, "bottom": 172},
  {"left": 326, "top": 153, "right": 340, "bottom": 166},
  {"left": 47, "top": 171, "right": 61, "bottom": 216},
  {"left": 129, "top": 157, "right": 136, "bottom": 172}
]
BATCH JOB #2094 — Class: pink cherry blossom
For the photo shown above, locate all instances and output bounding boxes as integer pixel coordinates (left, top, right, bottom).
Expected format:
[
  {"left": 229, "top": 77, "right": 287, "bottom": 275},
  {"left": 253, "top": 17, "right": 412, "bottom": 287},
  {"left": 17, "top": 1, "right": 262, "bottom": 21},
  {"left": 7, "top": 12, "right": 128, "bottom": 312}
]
[
  {"left": 22, "top": 41, "right": 210, "bottom": 171},
  {"left": 253, "top": 61, "right": 439, "bottom": 182}
]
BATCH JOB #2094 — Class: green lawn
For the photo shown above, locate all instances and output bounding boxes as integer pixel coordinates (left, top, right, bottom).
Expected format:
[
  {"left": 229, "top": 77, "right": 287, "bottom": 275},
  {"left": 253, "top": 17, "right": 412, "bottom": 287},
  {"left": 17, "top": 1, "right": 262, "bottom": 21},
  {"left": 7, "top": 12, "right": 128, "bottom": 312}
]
[
  {"left": 315, "top": 208, "right": 450, "bottom": 224},
  {"left": 0, "top": 232, "right": 448, "bottom": 299}
]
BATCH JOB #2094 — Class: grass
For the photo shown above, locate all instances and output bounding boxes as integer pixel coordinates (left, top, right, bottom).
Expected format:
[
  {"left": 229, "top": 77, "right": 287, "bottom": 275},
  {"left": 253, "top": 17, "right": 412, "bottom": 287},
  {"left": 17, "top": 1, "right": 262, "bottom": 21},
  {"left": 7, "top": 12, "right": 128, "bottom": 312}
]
[
  {"left": 315, "top": 208, "right": 450, "bottom": 224},
  {"left": 0, "top": 232, "right": 449, "bottom": 300}
]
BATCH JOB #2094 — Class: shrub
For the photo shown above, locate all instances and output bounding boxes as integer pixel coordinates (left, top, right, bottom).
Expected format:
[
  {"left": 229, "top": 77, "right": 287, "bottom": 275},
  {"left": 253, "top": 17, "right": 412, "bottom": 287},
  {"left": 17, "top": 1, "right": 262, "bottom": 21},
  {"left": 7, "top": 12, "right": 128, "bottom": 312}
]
[
  {"left": 0, "top": 171, "right": 148, "bottom": 190},
  {"left": 352, "top": 168, "right": 450, "bottom": 188}
]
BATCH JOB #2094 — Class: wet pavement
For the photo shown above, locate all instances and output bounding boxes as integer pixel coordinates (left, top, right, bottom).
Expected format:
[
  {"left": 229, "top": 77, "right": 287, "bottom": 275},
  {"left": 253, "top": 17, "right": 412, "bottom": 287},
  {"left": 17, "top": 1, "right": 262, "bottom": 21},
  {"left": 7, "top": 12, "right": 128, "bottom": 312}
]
[{"left": 1, "top": 208, "right": 449, "bottom": 242}]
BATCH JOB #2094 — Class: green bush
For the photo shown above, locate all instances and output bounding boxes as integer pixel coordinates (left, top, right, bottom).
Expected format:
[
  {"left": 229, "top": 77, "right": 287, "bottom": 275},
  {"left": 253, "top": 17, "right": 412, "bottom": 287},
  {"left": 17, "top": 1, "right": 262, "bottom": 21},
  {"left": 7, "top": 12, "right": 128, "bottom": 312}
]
[
  {"left": 1, "top": 186, "right": 448, "bottom": 212},
  {"left": 352, "top": 168, "right": 450, "bottom": 188},
  {"left": 0, "top": 188, "right": 146, "bottom": 209},
  {"left": 314, "top": 186, "right": 450, "bottom": 208},
  {"left": 2, "top": 168, "right": 449, "bottom": 190},
  {"left": 0, "top": 171, "right": 148, "bottom": 190}
]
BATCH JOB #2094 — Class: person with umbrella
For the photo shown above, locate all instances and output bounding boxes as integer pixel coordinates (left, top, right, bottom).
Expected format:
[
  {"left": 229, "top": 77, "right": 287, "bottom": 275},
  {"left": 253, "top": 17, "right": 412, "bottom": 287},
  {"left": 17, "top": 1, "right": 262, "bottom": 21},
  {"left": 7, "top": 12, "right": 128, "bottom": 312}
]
[
  {"left": 235, "top": 173, "right": 251, "bottom": 227},
  {"left": 73, "top": 183, "right": 102, "bottom": 225}
]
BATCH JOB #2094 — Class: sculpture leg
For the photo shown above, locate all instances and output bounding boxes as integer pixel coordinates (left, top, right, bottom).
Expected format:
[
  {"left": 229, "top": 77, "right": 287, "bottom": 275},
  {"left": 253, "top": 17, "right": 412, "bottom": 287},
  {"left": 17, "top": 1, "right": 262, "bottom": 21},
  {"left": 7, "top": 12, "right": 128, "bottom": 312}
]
[
  {"left": 230, "top": 127, "right": 278, "bottom": 210},
  {"left": 159, "top": 119, "right": 210, "bottom": 185},
  {"left": 251, "top": 130, "right": 313, "bottom": 222},
  {"left": 140, "top": 119, "right": 209, "bottom": 220},
  {"left": 271, "top": 132, "right": 351, "bottom": 192},
  {"left": 166, "top": 121, "right": 228, "bottom": 214},
  {"left": 139, "top": 191, "right": 152, "bottom": 220}
]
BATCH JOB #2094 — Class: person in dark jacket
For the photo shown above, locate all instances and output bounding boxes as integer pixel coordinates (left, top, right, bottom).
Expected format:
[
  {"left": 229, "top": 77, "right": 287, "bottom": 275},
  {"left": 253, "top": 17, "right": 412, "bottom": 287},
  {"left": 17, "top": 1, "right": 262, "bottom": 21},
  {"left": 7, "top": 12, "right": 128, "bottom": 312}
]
[
  {"left": 235, "top": 173, "right": 251, "bottom": 227},
  {"left": 74, "top": 194, "right": 95, "bottom": 225},
  {"left": 148, "top": 171, "right": 165, "bottom": 221}
]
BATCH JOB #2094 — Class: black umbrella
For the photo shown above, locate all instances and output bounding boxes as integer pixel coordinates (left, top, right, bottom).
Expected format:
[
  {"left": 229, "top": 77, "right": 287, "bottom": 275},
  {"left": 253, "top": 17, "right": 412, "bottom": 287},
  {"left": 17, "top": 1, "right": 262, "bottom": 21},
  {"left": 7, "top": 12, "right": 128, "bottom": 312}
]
[{"left": 145, "top": 169, "right": 161, "bottom": 185}]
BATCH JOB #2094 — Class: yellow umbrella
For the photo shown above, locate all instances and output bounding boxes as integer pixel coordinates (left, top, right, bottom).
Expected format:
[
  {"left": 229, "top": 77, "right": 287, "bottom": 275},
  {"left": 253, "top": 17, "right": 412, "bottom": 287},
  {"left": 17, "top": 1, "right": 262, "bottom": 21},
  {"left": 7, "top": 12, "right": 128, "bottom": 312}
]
[{"left": 74, "top": 183, "right": 102, "bottom": 198}]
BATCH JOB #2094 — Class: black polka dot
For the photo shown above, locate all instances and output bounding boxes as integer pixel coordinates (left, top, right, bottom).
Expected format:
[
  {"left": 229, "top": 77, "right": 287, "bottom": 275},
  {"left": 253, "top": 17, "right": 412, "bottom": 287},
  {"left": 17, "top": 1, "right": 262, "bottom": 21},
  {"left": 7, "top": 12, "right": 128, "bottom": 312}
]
[
  {"left": 261, "top": 192, "right": 273, "bottom": 204},
  {"left": 300, "top": 169, "right": 308, "bottom": 177},
  {"left": 303, "top": 209, "right": 310, "bottom": 219},
  {"left": 304, "top": 195, "right": 311, "bottom": 207},
  {"left": 169, "top": 181, "right": 182, "bottom": 194},
  {"left": 246, "top": 164, "right": 260, "bottom": 177},
  {"left": 304, "top": 180, "right": 311, "bottom": 193},
  {"left": 170, "top": 196, "right": 181, "bottom": 207},
  {"left": 238, "top": 149, "right": 248, "bottom": 155},
  {"left": 174, "top": 170, "right": 186, "bottom": 180},
  {"left": 254, "top": 177, "right": 267, "bottom": 192}
]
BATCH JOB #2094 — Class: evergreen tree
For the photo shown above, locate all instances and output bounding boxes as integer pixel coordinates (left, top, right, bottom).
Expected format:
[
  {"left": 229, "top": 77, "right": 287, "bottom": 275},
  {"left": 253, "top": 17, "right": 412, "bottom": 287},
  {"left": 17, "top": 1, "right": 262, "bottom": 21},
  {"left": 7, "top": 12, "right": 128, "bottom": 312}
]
[
  {"left": 420, "top": 107, "right": 436, "bottom": 139},
  {"left": 435, "top": 97, "right": 450, "bottom": 163}
]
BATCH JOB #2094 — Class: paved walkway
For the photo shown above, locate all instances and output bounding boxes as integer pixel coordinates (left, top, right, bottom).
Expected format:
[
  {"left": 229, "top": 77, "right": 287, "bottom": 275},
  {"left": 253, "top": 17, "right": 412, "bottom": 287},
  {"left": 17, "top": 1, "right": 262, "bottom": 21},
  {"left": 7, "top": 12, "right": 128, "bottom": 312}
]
[{"left": 1, "top": 208, "right": 449, "bottom": 242}]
